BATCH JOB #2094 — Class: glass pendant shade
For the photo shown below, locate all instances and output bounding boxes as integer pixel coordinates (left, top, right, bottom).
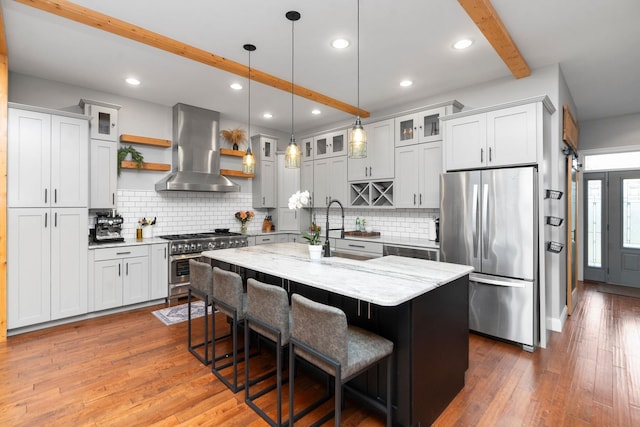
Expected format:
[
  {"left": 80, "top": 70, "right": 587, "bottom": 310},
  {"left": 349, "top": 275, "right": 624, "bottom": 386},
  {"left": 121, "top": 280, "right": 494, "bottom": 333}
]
[
  {"left": 285, "top": 138, "right": 301, "bottom": 168},
  {"left": 348, "top": 116, "right": 367, "bottom": 158},
  {"left": 242, "top": 147, "right": 255, "bottom": 174}
]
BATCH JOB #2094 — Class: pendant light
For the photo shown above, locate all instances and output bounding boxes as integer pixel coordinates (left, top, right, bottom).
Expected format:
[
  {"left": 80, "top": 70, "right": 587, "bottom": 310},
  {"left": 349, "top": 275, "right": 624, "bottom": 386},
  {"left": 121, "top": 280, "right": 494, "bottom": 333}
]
[
  {"left": 284, "top": 10, "right": 301, "bottom": 169},
  {"left": 348, "top": 0, "right": 367, "bottom": 158},
  {"left": 242, "top": 43, "right": 256, "bottom": 174}
]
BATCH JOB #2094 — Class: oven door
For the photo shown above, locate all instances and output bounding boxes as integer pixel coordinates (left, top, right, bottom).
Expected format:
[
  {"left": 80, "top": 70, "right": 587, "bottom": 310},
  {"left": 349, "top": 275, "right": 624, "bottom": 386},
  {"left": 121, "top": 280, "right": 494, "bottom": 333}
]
[{"left": 169, "top": 253, "right": 203, "bottom": 285}]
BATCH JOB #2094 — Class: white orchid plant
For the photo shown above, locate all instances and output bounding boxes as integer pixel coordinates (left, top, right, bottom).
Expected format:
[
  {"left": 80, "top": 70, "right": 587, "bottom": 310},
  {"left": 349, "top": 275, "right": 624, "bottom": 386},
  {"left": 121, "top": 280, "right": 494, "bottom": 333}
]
[{"left": 288, "top": 190, "right": 321, "bottom": 245}]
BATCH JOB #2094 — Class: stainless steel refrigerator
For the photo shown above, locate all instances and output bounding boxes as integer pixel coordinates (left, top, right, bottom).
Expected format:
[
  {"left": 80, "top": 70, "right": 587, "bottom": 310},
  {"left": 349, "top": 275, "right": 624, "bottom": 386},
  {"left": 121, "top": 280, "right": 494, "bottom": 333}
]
[{"left": 440, "top": 166, "right": 538, "bottom": 351}]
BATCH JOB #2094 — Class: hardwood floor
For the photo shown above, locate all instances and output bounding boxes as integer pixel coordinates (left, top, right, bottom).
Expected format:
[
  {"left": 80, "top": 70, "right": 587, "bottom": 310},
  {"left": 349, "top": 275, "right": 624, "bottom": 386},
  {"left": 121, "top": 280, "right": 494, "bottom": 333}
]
[{"left": 1, "top": 281, "right": 639, "bottom": 426}]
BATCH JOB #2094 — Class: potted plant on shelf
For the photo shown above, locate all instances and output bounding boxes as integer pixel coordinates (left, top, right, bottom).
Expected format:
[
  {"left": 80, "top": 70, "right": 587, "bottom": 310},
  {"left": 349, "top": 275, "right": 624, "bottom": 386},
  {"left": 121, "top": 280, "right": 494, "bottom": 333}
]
[
  {"left": 221, "top": 128, "right": 247, "bottom": 150},
  {"left": 117, "top": 145, "right": 144, "bottom": 176},
  {"left": 289, "top": 190, "right": 323, "bottom": 259}
]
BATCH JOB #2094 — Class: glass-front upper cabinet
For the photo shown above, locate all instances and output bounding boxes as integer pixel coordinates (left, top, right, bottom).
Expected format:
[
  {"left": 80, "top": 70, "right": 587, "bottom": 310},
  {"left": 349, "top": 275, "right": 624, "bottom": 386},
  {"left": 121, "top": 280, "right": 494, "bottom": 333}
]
[
  {"left": 301, "top": 137, "right": 314, "bottom": 161},
  {"left": 80, "top": 99, "right": 121, "bottom": 142},
  {"left": 314, "top": 130, "right": 347, "bottom": 159},
  {"left": 395, "top": 107, "right": 447, "bottom": 147}
]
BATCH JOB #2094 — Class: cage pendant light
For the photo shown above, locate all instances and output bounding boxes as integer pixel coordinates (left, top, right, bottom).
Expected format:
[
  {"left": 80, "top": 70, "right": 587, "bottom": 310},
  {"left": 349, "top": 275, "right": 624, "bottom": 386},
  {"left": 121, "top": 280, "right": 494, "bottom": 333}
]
[
  {"left": 284, "top": 10, "right": 301, "bottom": 169},
  {"left": 242, "top": 43, "right": 256, "bottom": 174},
  {"left": 348, "top": 0, "right": 367, "bottom": 159}
]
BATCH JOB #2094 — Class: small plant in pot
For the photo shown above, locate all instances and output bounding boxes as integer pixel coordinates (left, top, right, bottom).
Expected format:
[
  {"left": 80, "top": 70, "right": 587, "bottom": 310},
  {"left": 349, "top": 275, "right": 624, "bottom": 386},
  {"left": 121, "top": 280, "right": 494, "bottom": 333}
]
[{"left": 117, "top": 145, "right": 144, "bottom": 176}]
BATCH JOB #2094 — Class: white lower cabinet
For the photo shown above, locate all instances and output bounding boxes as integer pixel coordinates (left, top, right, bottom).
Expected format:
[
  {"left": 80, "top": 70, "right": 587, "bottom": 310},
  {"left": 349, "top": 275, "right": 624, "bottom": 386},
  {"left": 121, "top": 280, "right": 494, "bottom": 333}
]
[
  {"left": 150, "top": 243, "right": 169, "bottom": 300},
  {"left": 91, "top": 245, "right": 150, "bottom": 311},
  {"left": 394, "top": 142, "right": 442, "bottom": 208},
  {"left": 8, "top": 207, "right": 88, "bottom": 329}
]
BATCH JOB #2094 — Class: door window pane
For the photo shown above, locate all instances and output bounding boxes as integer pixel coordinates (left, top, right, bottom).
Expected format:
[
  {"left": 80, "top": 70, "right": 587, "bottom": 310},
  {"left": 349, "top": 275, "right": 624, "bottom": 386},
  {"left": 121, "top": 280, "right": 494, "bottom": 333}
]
[
  {"left": 587, "top": 180, "right": 602, "bottom": 267},
  {"left": 623, "top": 178, "right": 640, "bottom": 249},
  {"left": 584, "top": 151, "right": 640, "bottom": 171}
]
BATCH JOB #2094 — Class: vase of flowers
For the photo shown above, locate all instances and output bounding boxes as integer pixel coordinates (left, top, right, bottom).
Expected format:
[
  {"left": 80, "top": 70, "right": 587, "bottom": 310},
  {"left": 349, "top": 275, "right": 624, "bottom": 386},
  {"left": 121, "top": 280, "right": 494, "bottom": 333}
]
[{"left": 235, "top": 210, "right": 254, "bottom": 234}]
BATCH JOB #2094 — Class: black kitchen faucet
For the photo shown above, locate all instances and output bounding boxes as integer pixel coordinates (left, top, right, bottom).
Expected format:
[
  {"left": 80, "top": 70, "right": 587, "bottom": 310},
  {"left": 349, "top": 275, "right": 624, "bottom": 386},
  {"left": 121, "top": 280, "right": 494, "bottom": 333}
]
[{"left": 324, "top": 199, "right": 345, "bottom": 257}]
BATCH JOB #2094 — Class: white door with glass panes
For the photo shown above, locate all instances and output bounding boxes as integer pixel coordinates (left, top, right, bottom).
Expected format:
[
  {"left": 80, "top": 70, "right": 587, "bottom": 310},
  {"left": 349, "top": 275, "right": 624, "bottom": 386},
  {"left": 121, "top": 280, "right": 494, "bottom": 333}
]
[
  {"left": 278, "top": 153, "right": 301, "bottom": 231},
  {"left": 314, "top": 130, "right": 347, "bottom": 159}
]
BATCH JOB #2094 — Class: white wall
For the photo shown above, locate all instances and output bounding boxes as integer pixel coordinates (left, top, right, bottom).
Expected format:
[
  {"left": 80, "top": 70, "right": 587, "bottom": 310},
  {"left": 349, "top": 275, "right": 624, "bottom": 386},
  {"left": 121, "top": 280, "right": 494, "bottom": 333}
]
[{"left": 580, "top": 113, "right": 640, "bottom": 150}]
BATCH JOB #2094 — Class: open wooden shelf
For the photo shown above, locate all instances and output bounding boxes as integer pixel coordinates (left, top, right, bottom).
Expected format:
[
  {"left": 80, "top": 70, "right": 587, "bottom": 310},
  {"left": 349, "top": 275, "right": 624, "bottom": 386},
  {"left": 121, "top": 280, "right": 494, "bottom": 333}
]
[
  {"left": 120, "top": 134, "right": 171, "bottom": 148},
  {"left": 220, "top": 169, "right": 254, "bottom": 178},
  {"left": 220, "top": 148, "right": 247, "bottom": 158},
  {"left": 120, "top": 161, "right": 171, "bottom": 171}
]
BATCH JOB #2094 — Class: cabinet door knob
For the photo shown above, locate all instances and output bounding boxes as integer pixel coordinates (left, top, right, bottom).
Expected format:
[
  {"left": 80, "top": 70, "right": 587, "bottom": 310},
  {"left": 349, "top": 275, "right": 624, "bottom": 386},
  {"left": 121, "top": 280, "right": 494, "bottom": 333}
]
[
  {"left": 44, "top": 188, "right": 48, "bottom": 204},
  {"left": 44, "top": 212, "right": 48, "bottom": 228},
  {"left": 54, "top": 189, "right": 57, "bottom": 204},
  {"left": 413, "top": 194, "right": 416, "bottom": 205},
  {"left": 419, "top": 194, "right": 422, "bottom": 205},
  {"left": 480, "top": 148, "right": 484, "bottom": 163},
  {"left": 489, "top": 147, "right": 493, "bottom": 162}
]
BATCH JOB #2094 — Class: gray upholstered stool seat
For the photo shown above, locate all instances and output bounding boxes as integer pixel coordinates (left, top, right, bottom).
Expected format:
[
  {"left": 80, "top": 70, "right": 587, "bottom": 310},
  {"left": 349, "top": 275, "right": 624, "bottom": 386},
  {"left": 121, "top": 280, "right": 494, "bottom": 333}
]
[
  {"left": 244, "top": 278, "right": 291, "bottom": 426},
  {"left": 289, "top": 293, "right": 393, "bottom": 427},
  {"left": 187, "top": 259, "right": 214, "bottom": 365},
  {"left": 212, "top": 266, "right": 248, "bottom": 393}
]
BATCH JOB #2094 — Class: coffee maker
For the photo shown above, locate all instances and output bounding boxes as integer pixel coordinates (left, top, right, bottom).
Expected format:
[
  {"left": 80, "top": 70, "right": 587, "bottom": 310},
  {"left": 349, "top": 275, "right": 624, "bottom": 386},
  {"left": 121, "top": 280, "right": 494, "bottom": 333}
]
[{"left": 91, "top": 211, "right": 125, "bottom": 243}]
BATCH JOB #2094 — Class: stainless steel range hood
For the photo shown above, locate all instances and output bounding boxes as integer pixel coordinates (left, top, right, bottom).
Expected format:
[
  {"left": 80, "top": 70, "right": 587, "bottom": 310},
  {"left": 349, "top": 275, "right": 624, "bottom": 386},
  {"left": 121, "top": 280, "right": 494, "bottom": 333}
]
[{"left": 155, "top": 103, "right": 240, "bottom": 192}]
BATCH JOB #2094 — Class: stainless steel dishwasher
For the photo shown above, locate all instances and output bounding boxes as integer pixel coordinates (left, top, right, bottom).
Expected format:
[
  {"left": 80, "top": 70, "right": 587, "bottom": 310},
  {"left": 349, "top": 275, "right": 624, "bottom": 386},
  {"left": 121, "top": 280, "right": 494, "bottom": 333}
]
[{"left": 382, "top": 244, "right": 439, "bottom": 261}]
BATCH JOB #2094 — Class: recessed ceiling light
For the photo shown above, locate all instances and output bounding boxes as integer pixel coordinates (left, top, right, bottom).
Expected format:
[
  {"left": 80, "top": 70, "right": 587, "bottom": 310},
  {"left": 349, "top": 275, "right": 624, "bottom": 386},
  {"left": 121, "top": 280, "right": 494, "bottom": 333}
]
[
  {"left": 400, "top": 80, "right": 413, "bottom": 87},
  {"left": 263, "top": 113, "right": 273, "bottom": 119},
  {"left": 311, "top": 109, "right": 321, "bottom": 115},
  {"left": 453, "top": 39, "right": 473, "bottom": 50},
  {"left": 230, "top": 83, "right": 243, "bottom": 90},
  {"left": 125, "top": 77, "right": 140, "bottom": 86},
  {"left": 331, "top": 38, "right": 350, "bottom": 49}
]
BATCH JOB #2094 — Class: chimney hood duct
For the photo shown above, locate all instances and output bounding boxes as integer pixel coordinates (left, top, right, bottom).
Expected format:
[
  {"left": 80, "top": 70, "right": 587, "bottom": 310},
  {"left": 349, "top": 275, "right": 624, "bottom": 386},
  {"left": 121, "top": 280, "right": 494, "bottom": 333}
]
[{"left": 155, "top": 103, "right": 240, "bottom": 192}]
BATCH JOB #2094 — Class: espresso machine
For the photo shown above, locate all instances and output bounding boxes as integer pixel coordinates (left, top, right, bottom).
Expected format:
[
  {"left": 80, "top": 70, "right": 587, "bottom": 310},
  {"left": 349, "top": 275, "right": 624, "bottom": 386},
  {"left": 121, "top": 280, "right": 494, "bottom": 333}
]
[{"left": 91, "top": 211, "right": 125, "bottom": 243}]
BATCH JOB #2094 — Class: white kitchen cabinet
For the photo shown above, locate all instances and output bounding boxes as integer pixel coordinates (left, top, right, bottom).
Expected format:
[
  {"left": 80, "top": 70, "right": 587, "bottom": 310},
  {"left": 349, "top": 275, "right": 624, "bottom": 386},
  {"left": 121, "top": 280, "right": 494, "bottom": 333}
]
[
  {"left": 313, "top": 155, "right": 348, "bottom": 208},
  {"left": 80, "top": 99, "right": 120, "bottom": 142},
  {"left": 90, "top": 139, "right": 118, "bottom": 209},
  {"left": 252, "top": 134, "right": 277, "bottom": 208},
  {"left": 91, "top": 245, "right": 150, "bottom": 311},
  {"left": 394, "top": 142, "right": 442, "bottom": 208},
  {"left": 277, "top": 153, "right": 301, "bottom": 231},
  {"left": 8, "top": 207, "right": 88, "bottom": 329},
  {"left": 443, "top": 101, "right": 545, "bottom": 171},
  {"left": 348, "top": 118, "right": 395, "bottom": 182},
  {"left": 394, "top": 101, "right": 463, "bottom": 147},
  {"left": 8, "top": 107, "right": 88, "bottom": 208},
  {"left": 150, "top": 243, "right": 169, "bottom": 300},
  {"left": 301, "top": 137, "right": 314, "bottom": 161},
  {"left": 301, "top": 161, "right": 314, "bottom": 195},
  {"left": 80, "top": 99, "right": 120, "bottom": 209},
  {"left": 314, "top": 130, "right": 347, "bottom": 159}
]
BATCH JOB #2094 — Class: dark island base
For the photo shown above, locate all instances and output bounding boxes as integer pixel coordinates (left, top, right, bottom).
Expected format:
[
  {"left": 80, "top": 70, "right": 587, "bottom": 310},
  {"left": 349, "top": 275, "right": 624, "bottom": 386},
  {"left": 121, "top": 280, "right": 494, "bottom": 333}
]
[{"left": 210, "top": 260, "right": 469, "bottom": 426}]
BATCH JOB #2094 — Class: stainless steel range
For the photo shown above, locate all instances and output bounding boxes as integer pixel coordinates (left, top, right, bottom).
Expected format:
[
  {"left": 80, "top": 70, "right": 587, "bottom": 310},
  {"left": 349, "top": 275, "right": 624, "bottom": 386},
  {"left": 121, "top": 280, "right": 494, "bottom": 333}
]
[{"left": 159, "top": 230, "right": 248, "bottom": 302}]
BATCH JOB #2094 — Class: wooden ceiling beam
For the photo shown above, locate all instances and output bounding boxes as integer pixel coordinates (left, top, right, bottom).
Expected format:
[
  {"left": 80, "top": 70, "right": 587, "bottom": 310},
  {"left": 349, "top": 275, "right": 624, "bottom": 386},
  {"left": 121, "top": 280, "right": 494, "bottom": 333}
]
[
  {"left": 458, "top": 0, "right": 530, "bottom": 79},
  {"left": 15, "top": 0, "right": 369, "bottom": 118}
]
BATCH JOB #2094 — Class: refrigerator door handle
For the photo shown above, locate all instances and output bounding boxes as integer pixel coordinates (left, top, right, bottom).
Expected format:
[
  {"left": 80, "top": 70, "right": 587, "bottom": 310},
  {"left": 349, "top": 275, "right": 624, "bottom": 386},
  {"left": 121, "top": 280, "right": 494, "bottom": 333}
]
[
  {"left": 472, "top": 184, "right": 479, "bottom": 257},
  {"left": 482, "top": 183, "right": 489, "bottom": 259},
  {"left": 470, "top": 273, "right": 527, "bottom": 288}
]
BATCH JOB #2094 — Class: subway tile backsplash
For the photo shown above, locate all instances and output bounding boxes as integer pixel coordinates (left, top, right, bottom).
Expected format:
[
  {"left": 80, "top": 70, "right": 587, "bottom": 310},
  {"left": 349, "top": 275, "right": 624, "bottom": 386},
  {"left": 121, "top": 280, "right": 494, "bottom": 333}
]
[{"left": 90, "top": 189, "right": 438, "bottom": 241}]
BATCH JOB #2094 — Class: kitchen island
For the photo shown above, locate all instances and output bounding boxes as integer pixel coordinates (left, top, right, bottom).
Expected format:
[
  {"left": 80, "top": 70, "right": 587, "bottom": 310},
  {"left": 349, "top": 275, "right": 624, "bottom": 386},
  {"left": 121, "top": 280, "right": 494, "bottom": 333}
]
[{"left": 203, "top": 242, "right": 473, "bottom": 426}]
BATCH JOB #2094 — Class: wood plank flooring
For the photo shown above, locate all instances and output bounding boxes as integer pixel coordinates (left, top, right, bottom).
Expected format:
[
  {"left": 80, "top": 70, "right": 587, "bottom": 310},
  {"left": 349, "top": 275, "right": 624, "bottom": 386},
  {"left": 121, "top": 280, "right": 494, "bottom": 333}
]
[{"left": 1, "top": 281, "right": 639, "bottom": 426}]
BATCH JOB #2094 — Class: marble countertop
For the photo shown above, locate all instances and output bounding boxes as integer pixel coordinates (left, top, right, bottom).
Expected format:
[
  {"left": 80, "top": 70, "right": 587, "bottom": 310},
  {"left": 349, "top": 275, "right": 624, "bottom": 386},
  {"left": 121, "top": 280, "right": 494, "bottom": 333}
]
[
  {"left": 88, "top": 237, "right": 167, "bottom": 249},
  {"left": 202, "top": 242, "right": 472, "bottom": 306}
]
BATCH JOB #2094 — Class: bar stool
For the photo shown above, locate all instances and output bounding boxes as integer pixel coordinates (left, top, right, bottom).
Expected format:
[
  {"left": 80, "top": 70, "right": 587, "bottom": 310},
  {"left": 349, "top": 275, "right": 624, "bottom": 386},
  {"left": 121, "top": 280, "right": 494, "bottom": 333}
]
[
  {"left": 212, "top": 266, "right": 248, "bottom": 393},
  {"left": 187, "top": 259, "right": 214, "bottom": 365},
  {"left": 244, "top": 278, "right": 291, "bottom": 426},
  {"left": 288, "top": 294, "right": 393, "bottom": 427}
]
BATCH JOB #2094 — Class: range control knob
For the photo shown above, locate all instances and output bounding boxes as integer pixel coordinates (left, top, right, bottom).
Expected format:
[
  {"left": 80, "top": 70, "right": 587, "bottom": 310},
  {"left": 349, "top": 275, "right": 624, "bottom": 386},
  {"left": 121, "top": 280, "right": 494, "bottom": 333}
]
[
  {"left": 171, "top": 244, "right": 177, "bottom": 253},
  {"left": 208, "top": 242, "right": 215, "bottom": 250},
  {"left": 176, "top": 244, "right": 183, "bottom": 252}
]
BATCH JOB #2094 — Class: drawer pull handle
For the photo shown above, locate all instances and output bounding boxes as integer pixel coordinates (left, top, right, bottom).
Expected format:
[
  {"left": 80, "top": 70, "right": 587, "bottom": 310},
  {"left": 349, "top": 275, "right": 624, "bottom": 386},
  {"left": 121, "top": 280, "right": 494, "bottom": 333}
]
[
  {"left": 348, "top": 244, "right": 366, "bottom": 249},
  {"left": 116, "top": 251, "right": 131, "bottom": 255}
]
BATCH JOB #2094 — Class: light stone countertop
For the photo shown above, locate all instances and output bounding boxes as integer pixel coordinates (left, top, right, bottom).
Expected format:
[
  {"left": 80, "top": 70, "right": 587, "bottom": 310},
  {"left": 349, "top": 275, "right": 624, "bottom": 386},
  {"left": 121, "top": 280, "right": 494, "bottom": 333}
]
[
  {"left": 88, "top": 237, "right": 168, "bottom": 249},
  {"left": 202, "top": 242, "right": 472, "bottom": 306}
]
